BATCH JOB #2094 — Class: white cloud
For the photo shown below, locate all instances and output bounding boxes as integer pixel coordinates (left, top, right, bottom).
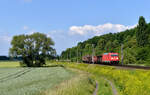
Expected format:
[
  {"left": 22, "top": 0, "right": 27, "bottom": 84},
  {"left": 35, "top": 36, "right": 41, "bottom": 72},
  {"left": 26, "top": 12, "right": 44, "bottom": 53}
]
[
  {"left": 47, "top": 30, "right": 66, "bottom": 39},
  {"left": 69, "top": 23, "right": 137, "bottom": 36}
]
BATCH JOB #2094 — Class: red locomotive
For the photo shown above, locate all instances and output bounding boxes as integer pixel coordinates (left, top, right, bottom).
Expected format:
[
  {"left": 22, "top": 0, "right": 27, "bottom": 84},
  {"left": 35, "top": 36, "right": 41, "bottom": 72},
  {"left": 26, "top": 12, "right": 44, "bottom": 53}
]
[
  {"left": 102, "top": 53, "right": 119, "bottom": 64},
  {"left": 82, "top": 53, "right": 119, "bottom": 64}
]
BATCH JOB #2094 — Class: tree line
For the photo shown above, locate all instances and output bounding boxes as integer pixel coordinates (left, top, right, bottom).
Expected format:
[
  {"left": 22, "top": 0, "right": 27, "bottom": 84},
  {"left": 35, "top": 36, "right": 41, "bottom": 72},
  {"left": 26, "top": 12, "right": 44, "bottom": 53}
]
[{"left": 61, "top": 16, "right": 150, "bottom": 65}]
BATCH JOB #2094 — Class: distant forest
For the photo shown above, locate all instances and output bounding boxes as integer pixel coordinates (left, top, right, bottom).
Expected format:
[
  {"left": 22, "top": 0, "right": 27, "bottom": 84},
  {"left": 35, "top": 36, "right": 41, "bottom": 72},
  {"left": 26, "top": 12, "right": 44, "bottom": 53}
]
[
  {"left": 0, "top": 56, "right": 22, "bottom": 61},
  {"left": 0, "top": 55, "right": 56, "bottom": 61},
  {"left": 61, "top": 16, "right": 150, "bottom": 65}
]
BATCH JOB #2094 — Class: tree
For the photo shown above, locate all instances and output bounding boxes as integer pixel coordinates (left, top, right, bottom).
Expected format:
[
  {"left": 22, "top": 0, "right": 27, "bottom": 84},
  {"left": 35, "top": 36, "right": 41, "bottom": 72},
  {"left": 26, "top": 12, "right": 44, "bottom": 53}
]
[
  {"left": 123, "top": 48, "right": 137, "bottom": 64},
  {"left": 136, "top": 47, "right": 148, "bottom": 61},
  {"left": 84, "top": 44, "right": 92, "bottom": 55},
  {"left": 124, "top": 36, "right": 137, "bottom": 48},
  {"left": 96, "top": 38, "right": 106, "bottom": 50},
  {"left": 9, "top": 32, "right": 55, "bottom": 67},
  {"left": 136, "top": 16, "right": 148, "bottom": 47},
  {"left": 145, "top": 26, "right": 150, "bottom": 45},
  {"left": 105, "top": 41, "right": 114, "bottom": 52}
]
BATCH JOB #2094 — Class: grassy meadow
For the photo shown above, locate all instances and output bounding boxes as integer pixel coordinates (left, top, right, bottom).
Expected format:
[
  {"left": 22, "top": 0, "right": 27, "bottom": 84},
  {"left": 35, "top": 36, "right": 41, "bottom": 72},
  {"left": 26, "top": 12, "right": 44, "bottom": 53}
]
[
  {"left": 46, "top": 70, "right": 96, "bottom": 95},
  {"left": 0, "top": 61, "right": 96, "bottom": 95},
  {"left": 1, "top": 61, "right": 150, "bottom": 95},
  {"left": 51, "top": 62, "right": 150, "bottom": 95},
  {"left": 0, "top": 61, "right": 20, "bottom": 67},
  {"left": 0, "top": 67, "right": 76, "bottom": 95}
]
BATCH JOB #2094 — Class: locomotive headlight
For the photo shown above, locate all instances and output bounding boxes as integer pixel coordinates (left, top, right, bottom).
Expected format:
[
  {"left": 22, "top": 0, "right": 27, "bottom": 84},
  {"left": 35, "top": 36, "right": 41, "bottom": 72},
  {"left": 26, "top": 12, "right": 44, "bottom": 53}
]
[
  {"left": 116, "top": 57, "right": 118, "bottom": 59},
  {"left": 111, "top": 58, "right": 113, "bottom": 60}
]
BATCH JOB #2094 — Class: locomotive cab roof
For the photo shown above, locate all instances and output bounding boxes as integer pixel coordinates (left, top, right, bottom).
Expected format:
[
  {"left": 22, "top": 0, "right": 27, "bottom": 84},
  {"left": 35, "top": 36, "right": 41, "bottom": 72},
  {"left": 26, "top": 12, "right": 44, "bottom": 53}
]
[{"left": 103, "top": 53, "right": 118, "bottom": 55}]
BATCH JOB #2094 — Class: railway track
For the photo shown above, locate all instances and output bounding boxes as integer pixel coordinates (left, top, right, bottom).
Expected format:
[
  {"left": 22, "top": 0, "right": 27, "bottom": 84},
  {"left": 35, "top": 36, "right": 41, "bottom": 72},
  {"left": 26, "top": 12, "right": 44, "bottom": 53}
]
[{"left": 98, "top": 64, "right": 150, "bottom": 70}]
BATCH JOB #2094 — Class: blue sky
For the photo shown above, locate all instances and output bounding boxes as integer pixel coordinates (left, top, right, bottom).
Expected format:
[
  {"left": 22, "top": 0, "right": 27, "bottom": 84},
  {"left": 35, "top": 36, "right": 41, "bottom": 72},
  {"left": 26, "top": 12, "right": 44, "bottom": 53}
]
[{"left": 0, "top": 0, "right": 150, "bottom": 55}]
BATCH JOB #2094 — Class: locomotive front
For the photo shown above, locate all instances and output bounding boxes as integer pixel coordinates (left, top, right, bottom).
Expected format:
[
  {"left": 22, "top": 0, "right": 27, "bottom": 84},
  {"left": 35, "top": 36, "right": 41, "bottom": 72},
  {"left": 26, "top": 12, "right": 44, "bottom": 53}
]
[{"left": 102, "top": 53, "right": 119, "bottom": 64}]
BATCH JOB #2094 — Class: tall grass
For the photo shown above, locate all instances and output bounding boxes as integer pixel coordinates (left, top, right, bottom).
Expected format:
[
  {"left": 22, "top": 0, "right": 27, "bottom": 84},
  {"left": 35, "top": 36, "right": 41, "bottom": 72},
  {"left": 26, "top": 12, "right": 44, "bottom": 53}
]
[
  {"left": 43, "top": 70, "right": 96, "bottom": 95},
  {"left": 48, "top": 62, "right": 114, "bottom": 95},
  {"left": 51, "top": 62, "right": 150, "bottom": 95}
]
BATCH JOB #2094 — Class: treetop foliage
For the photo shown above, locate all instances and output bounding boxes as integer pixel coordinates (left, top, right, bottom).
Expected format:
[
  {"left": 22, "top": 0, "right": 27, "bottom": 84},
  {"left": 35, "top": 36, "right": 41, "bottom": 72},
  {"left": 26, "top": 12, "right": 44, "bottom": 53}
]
[
  {"left": 10, "top": 32, "right": 56, "bottom": 67},
  {"left": 136, "top": 16, "right": 149, "bottom": 47}
]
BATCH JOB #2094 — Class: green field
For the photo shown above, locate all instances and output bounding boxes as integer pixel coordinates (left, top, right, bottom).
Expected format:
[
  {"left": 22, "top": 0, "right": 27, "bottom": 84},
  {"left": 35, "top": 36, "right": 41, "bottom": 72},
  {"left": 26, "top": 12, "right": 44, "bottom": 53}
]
[
  {"left": 0, "top": 67, "right": 76, "bottom": 95},
  {"left": 0, "top": 62, "right": 96, "bottom": 95},
  {"left": 2, "top": 61, "right": 149, "bottom": 95},
  {"left": 0, "top": 61, "right": 20, "bottom": 67}
]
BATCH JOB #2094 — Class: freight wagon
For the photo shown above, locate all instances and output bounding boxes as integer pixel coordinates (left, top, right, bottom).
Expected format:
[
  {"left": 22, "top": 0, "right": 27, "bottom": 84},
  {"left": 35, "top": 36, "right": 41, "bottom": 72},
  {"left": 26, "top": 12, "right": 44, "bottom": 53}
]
[{"left": 82, "top": 53, "right": 119, "bottom": 64}]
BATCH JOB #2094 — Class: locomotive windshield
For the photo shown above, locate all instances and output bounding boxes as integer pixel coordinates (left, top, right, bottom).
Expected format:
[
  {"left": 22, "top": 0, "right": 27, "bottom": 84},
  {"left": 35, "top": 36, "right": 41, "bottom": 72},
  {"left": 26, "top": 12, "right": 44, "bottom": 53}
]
[{"left": 111, "top": 54, "right": 118, "bottom": 57}]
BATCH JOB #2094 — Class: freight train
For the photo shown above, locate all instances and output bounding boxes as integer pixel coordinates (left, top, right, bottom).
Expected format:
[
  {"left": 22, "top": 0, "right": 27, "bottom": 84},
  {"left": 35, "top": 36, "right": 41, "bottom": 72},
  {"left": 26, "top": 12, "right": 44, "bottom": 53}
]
[{"left": 82, "top": 53, "right": 119, "bottom": 64}]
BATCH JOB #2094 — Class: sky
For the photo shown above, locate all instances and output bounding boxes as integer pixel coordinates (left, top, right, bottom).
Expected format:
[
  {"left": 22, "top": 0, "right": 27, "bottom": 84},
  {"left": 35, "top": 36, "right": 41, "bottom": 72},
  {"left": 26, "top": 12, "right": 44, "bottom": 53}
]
[{"left": 0, "top": 0, "right": 150, "bottom": 56}]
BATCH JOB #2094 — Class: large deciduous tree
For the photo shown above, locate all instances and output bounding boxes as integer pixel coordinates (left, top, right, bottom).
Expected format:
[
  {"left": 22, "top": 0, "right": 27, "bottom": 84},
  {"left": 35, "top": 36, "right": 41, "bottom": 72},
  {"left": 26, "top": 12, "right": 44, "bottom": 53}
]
[{"left": 9, "top": 32, "right": 55, "bottom": 67}]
